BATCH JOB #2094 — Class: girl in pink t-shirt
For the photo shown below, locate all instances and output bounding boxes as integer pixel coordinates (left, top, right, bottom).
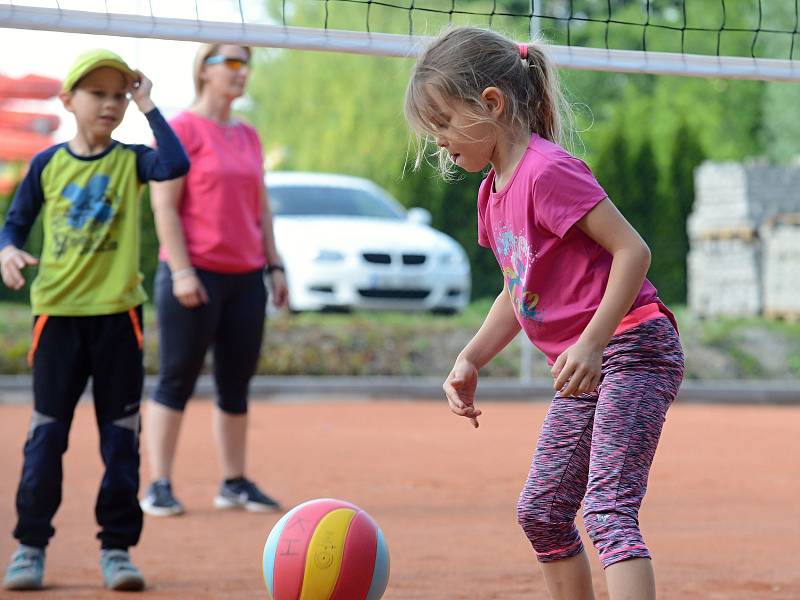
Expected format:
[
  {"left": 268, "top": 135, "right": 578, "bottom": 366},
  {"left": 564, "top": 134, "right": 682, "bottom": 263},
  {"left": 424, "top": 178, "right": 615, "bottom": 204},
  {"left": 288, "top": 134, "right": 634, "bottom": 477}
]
[{"left": 405, "top": 27, "right": 684, "bottom": 600}]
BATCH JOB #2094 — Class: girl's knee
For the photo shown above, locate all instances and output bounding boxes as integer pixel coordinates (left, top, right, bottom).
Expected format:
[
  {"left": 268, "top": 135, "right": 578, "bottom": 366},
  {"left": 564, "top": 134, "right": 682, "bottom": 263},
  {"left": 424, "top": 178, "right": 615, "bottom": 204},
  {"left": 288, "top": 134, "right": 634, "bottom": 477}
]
[{"left": 517, "top": 502, "right": 583, "bottom": 561}]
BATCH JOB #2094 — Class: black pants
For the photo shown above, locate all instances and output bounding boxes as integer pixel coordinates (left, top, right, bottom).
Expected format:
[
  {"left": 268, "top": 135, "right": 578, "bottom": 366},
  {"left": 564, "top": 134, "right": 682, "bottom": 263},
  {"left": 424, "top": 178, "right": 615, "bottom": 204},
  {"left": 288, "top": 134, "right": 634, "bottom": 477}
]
[
  {"left": 152, "top": 263, "right": 266, "bottom": 414},
  {"left": 14, "top": 307, "right": 144, "bottom": 550}
]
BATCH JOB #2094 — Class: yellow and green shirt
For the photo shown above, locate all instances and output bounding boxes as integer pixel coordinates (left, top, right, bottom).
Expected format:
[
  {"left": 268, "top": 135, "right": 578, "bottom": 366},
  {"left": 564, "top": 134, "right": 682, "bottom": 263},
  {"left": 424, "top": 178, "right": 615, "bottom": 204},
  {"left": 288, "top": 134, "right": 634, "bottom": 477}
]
[{"left": 0, "top": 109, "right": 189, "bottom": 316}]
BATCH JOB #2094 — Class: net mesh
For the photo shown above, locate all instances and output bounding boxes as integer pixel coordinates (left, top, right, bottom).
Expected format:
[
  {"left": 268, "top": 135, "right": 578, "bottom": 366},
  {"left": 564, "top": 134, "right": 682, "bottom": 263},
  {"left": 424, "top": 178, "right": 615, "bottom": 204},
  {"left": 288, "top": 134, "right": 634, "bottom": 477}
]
[
  {"left": 1, "top": 1, "right": 800, "bottom": 80},
  {"left": 307, "top": 0, "right": 800, "bottom": 61}
]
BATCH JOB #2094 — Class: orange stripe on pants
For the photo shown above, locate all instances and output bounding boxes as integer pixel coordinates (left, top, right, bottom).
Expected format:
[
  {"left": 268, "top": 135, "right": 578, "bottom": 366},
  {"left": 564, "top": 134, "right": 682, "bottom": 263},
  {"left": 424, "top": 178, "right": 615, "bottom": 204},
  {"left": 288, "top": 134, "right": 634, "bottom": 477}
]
[
  {"left": 128, "top": 308, "right": 143, "bottom": 350},
  {"left": 27, "top": 315, "right": 49, "bottom": 368}
]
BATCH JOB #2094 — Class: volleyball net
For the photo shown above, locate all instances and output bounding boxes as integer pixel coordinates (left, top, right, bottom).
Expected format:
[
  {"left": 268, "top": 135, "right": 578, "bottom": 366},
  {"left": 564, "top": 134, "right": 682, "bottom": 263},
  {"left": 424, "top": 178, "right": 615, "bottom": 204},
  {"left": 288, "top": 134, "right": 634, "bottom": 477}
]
[{"left": 1, "top": 0, "right": 800, "bottom": 81}]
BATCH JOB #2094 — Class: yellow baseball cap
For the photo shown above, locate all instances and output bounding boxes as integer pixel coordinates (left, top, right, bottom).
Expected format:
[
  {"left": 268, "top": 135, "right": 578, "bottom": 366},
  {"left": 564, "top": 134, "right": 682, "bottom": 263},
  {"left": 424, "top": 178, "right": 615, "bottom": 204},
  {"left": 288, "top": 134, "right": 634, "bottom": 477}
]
[{"left": 62, "top": 49, "right": 137, "bottom": 91}]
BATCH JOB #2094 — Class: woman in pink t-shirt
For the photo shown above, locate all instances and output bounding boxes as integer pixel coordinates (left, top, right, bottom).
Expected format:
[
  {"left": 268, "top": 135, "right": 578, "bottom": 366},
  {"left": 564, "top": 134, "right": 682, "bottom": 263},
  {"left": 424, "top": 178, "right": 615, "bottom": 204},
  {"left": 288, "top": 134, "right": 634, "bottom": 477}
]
[
  {"left": 140, "top": 43, "right": 288, "bottom": 518},
  {"left": 405, "top": 27, "right": 684, "bottom": 600}
]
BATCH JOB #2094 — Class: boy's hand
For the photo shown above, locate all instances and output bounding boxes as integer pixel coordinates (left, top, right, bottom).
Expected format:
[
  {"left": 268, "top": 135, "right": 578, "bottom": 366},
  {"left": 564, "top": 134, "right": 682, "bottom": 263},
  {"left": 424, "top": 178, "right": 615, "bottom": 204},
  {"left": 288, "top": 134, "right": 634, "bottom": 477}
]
[
  {"left": 551, "top": 338, "right": 603, "bottom": 397},
  {"left": 0, "top": 246, "right": 38, "bottom": 290},
  {"left": 130, "top": 70, "right": 155, "bottom": 113},
  {"left": 443, "top": 357, "right": 481, "bottom": 428}
]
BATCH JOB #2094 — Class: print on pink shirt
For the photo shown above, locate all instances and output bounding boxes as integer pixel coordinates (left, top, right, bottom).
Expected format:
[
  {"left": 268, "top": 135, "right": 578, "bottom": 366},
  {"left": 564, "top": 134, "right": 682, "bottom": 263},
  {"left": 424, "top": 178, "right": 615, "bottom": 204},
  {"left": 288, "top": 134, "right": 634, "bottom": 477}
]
[{"left": 496, "top": 225, "right": 542, "bottom": 322}]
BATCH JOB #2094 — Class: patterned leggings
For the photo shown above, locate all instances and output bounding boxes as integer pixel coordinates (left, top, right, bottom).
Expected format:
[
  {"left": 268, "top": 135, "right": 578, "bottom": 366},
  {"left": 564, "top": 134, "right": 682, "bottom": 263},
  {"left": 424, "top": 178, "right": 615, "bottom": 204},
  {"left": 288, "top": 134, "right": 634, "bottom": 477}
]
[{"left": 517, "top": 317, "right": 684, "bottom": 568}]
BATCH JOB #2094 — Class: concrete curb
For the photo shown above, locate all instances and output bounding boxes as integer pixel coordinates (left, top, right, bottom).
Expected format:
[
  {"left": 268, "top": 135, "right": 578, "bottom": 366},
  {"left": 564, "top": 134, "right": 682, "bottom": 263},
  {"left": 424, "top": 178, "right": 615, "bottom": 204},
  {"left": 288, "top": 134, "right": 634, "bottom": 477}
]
[{"left": 0, "top": 375, "right": 797, "bottom": 405}]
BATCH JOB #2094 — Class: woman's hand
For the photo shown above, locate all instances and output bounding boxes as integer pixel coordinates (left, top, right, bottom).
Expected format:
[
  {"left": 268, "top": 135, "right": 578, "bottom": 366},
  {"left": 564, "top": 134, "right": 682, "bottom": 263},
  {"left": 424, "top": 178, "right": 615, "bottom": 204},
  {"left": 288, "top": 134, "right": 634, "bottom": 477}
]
[
  {"left": 172, "top": 273, "right": 208, "bottom": 308},
  {"left": 551, "top": 338, "right": 603, "bottom": 397},
  {"left": 269, "top": 270, "right": 289, "bottom": 309},
  {"left": 443, "top": 357, "right": 481, "bottom": 428},
  {"left": 0, "top": 246, "right": 38, "bottom": 290}
]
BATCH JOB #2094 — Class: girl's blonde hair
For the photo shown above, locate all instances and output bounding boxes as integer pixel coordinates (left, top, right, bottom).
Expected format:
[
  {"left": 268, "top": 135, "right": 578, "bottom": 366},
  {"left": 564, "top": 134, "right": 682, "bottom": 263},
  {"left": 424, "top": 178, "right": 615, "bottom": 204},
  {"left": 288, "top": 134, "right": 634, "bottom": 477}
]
[
  {"left": 404, "top": 27, "right": 570, "bottom": 176},
  {"left": 192, "top": 43, "right": 252, "bottom": 98}
]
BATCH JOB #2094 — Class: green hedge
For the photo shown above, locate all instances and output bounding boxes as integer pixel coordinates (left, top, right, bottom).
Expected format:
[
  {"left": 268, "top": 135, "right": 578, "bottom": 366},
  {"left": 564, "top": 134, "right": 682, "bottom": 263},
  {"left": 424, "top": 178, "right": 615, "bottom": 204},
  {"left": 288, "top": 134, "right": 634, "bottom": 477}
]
[{"left": 1, "top": 302, "right": 799, "bottom": 381}]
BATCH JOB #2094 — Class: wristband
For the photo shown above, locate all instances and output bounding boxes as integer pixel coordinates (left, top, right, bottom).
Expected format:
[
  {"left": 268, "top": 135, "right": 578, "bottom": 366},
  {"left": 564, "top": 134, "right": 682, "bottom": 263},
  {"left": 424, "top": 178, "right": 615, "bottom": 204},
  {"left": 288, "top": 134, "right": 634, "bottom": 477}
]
[
  {"left": 265, "top": 264, "right": 285, "bottom": 275},
  {"left": 171, "top": 267, "right": 195, "bottom": 281}
]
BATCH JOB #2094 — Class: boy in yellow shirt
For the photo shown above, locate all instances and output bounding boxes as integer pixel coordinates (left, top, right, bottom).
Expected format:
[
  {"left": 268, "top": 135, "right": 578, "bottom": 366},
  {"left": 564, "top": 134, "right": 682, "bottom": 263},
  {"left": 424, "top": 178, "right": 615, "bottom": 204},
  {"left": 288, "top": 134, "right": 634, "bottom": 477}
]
[{"left": 0, "top": 49, "right": 189, "bottom": 591}]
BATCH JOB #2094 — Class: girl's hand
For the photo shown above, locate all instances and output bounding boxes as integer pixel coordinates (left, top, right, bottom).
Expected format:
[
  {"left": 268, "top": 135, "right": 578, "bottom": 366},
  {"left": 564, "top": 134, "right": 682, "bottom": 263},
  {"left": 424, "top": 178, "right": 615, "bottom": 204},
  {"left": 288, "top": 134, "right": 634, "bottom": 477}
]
[
  {"left": 130, "top": 70, "right": 155, "bottom": 113},
  {"left": 443, "top": 358, "right": 481, "bottom": 428},
  {"left": 269, "top": 270, "right": 289, "bottom": 309},
  {"left": 172, "top": 274, "right": 208, "bottom": 308},
  {"left": 551, "top": 339, "right": 603, "bottom": 397},
  {"left": 0, "top": 246, "right": 38, "bottom": 290}
]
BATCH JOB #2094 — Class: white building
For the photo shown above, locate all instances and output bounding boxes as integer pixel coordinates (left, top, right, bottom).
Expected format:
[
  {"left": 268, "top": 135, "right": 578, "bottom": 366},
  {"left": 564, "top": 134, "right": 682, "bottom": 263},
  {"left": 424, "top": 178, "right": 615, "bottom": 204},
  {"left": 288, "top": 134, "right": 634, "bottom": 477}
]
[{"left": 687, "top": 161, "right": 800, "bottom": 318}]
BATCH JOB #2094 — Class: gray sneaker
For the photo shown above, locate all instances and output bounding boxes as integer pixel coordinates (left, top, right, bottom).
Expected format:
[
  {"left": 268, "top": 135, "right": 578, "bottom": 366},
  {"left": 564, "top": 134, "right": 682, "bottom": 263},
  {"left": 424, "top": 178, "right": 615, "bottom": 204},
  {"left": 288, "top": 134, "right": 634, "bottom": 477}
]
[
  {"left": 213, "top": 477, "right": 282, "bottom": 512},
  {"left": 3, "top": 545, "right": 45, "bottom": 590},
  {"left": 140, "top": 479, "right": 184, "bottom": 517},
  {"left": 100, "top": 549, "right": 144, "bottom": 591}
]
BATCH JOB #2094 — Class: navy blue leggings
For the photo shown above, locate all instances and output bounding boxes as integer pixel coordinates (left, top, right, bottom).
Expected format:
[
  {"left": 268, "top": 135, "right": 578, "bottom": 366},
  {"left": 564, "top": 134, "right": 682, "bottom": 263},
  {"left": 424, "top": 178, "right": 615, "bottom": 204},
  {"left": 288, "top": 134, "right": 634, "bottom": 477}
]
[{"left": 152, "top": 263, "right": 266, "bottom": 414}]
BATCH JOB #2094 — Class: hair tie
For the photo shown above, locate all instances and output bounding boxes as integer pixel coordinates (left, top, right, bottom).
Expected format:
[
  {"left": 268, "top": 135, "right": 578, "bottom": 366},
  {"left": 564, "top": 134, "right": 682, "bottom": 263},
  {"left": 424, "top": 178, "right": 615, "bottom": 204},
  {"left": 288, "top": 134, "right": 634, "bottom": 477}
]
[{"left": 519, "top": 43, "right": 528, "bottom": 60}]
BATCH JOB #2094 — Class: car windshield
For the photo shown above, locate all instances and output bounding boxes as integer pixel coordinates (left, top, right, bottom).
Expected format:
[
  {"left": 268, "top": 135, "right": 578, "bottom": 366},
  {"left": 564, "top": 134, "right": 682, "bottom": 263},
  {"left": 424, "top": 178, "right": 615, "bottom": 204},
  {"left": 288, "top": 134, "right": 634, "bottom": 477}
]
[{"left": 269, "top": 185, "right": 405, "bottom": 220}]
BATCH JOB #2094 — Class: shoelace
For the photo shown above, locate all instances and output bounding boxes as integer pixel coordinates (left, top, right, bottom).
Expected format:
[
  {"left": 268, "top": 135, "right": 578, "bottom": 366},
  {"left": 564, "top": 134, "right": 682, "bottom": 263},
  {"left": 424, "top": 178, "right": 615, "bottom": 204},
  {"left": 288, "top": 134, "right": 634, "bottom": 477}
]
[
  {"left": 242, "top": 481, "right": 276, "bottom": 504},
  {"left": 237, "top": 479, "right": 267, "bottom": 500},
  {"left": 11, "top": 552, "right": 41, "bottom": 569},
  {"left": 153, "top": 482, "right": 175, "bottom": 505},
  {"left": 103, "top": 552, "right": 137, "bottom": 573}
]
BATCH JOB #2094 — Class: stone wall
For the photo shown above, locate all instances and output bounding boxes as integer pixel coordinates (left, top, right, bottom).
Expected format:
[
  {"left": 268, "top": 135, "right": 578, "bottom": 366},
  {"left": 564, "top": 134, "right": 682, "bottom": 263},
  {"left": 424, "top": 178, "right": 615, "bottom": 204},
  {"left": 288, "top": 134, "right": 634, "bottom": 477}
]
[{"left": 687, "top": 161, "right": 800, "bottom": 318}]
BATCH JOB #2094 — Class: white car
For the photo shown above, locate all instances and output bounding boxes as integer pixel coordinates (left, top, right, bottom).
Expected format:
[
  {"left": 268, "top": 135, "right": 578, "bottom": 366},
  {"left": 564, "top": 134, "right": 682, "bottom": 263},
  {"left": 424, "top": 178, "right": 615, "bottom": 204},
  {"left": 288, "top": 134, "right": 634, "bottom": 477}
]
[{"left": 266, "top": 172, "right": 471, "bottom": 313}]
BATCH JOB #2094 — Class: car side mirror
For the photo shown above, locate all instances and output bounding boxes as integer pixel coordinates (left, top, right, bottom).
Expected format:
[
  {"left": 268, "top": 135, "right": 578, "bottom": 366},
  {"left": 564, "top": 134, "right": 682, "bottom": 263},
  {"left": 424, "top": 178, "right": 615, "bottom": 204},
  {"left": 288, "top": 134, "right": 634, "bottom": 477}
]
[{"left": 407, "top": 207, "right": 432, "bottom": 226}]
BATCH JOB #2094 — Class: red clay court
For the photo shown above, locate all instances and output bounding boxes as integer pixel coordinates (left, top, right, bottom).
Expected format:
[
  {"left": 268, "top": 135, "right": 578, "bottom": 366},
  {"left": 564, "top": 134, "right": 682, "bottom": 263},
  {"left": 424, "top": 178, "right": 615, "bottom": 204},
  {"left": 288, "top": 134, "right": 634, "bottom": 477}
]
[{"left": 0, "top": 398, "right": 798, "bottom": 599}]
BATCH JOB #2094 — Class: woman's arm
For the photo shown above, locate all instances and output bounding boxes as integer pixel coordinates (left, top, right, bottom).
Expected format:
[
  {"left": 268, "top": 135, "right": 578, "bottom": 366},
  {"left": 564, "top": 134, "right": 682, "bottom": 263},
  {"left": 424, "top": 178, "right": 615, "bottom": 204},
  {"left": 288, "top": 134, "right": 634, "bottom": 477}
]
[
  {"left": 551, "top": 197, "right": 651, "bottom": 396},
  {"left": 259, "top": 184, "right": 288, "bottom": 308},
  {"left": 150, "top": 177, "right": 208, "bottom": 307},
  {"left": 443, "top": 283, "right": 520, "bottom": 427}
]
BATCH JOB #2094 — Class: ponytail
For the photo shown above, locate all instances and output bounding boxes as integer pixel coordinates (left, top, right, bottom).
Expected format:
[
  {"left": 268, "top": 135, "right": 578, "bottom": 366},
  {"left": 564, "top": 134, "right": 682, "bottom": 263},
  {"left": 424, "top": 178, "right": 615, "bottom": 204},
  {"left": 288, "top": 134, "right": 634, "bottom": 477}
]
[{"left": 520, "top": 43, "right": 566, "bottom": 146}]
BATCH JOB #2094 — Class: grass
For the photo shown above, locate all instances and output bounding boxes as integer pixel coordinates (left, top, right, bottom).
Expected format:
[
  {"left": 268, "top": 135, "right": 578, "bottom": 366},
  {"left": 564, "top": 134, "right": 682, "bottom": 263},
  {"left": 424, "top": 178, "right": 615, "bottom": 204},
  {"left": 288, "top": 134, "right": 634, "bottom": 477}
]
[{"left": 1, "top": 301, "right": 799, "bottom": 380}]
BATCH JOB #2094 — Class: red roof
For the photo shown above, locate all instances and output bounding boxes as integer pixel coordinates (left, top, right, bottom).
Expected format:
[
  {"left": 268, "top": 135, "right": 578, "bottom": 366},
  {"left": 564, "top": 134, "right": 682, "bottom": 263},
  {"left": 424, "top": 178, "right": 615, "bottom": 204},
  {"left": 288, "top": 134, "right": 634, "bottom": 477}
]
[
  {"left": 0, "top": 110, "right": 59, "bottom": 133},
  {"left": 0, "top": 74, "right": 61, "bottom": 99},
  {"left": 0, "top": 72, "right": 60, "bottom": 166},
  {"left": 0, "top": 128, "right": 54, "bottom": 161}
]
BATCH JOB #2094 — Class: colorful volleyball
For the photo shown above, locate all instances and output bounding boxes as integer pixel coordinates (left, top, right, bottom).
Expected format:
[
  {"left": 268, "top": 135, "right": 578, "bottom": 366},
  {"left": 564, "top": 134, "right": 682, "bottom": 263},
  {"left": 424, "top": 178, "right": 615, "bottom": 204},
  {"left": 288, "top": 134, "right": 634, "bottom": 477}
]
[{"left": 263, "top": 498, "right": 390, "bottom": 600}]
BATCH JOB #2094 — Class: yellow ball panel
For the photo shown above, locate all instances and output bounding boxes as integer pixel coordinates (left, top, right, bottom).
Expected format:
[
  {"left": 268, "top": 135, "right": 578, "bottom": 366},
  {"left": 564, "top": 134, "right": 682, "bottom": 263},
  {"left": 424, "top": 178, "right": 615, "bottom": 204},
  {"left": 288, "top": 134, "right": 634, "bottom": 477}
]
[{"left": 298, "top": 508, "right": 356, "bottom": 600}]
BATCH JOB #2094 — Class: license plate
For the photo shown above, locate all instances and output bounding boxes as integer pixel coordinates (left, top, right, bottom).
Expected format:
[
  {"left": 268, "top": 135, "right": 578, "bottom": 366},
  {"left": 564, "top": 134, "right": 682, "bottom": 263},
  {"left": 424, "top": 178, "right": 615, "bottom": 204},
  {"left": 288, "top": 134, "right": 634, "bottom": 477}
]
[{"left": 368, "top": 274, "right": 411, "bottom": 288}]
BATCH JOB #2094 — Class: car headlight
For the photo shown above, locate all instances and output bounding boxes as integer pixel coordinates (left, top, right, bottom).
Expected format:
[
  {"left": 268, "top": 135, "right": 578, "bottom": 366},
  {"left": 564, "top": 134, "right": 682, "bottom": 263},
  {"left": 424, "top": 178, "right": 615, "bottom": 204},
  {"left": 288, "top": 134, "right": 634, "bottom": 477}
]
[
  {"left": 440, "top": 251, "right": 465, "bottom": 266},
  {"left": 314, "top": 249, "right": 345, "bottom": 263}
]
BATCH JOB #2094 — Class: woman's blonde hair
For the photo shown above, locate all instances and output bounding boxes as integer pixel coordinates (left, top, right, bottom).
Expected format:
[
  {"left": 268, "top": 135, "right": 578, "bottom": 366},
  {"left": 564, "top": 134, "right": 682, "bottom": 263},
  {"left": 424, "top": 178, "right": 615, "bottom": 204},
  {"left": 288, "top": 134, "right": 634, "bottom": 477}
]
[
  {"left": 192, "top": 43, "right": 252, "bottom": 98},
  {"left": 404, "top": 27, "right": 571, "bottom": 177}
]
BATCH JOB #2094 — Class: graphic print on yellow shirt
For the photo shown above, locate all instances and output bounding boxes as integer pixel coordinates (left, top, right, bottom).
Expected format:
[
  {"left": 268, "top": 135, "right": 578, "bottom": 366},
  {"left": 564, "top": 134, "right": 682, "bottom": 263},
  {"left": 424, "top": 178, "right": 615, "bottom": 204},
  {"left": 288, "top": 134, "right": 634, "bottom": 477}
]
[{"left": 55, "top": 175, "right": 119, "bottom": 256}]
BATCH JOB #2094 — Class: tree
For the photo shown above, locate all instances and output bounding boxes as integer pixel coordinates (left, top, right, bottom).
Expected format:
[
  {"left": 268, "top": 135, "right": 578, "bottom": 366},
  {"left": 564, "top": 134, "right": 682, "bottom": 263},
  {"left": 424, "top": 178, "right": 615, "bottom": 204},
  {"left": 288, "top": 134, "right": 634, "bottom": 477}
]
[
  {"left": 627, "top": 135, "right": 658, "bottom": 243},
  {"left": 650, "top": 119, "right": 704, "bottom": 303}
]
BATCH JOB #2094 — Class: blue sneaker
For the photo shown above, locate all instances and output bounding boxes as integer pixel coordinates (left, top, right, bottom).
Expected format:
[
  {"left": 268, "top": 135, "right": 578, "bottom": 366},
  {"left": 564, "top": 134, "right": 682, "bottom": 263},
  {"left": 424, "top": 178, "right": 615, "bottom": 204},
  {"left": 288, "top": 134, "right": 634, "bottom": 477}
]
[
  {"left": 3, "top": 545, "right": 45, "bottom": 590},
  {"left": 140, "top": 479, "right": 184, "bottom": 517},
  {"left": 100, "top": 549, "right": 144, "bottom": 591},
  {"left": 213, "top": 477, "right": 281, "bottom": 512}
]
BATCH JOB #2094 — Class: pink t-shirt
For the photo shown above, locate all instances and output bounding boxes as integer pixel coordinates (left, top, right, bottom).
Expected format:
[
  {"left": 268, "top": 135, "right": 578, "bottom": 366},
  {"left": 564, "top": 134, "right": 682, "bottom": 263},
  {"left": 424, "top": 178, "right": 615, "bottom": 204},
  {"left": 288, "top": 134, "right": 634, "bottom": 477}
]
[
  {"left": 477, "top": 133, "right": 662, "bottom": 364},
  {"left": 158, "top": 111, "right": 266, "bottom": 273}
]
